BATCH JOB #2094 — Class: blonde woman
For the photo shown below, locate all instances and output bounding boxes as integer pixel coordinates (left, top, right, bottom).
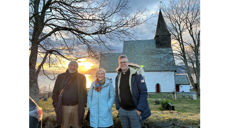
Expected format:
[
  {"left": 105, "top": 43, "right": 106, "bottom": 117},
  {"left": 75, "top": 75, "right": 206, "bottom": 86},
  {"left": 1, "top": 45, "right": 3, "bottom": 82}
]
[{"left": 87, "top": 68, "right": 115, "bottom": 128}]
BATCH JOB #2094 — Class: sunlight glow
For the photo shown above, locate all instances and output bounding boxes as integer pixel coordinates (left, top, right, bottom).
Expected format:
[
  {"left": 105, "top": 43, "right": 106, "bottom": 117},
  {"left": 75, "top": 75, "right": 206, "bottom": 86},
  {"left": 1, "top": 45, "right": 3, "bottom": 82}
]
[
  {"left": 79, "top": 61, "right": 94, "bottom": 71},
  {"left": 85, "top": 74, "right": 95, "bottom": 88},
  {"left": 61, "top": 58, "right": 95, "bottom": 72}
]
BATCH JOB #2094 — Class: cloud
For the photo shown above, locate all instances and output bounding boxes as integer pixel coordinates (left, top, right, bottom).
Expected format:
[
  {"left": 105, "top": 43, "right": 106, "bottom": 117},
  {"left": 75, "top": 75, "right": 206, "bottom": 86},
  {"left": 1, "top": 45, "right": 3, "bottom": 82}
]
[
  {"left": 127, "top": 0, "right": 160, "bottom": 11},
  {"left": 119, "top": 0, "right": 162, "bottom": 40}
]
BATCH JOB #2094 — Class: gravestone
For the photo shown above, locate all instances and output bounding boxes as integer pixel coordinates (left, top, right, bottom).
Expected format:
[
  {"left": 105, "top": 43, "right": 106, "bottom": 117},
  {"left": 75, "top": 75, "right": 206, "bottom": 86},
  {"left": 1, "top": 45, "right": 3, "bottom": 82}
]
[
  {"left": 154, "top": 100, "right": 161, "bottom": 105},
  {"left": 167, "top": 95, "right": 170, "bottom": 99},
  {"left": 182, "top": 94, "right": 185, "bottom": 99},
  {"left": 192, "top": 94, "right": 197, "bottom": 100},
  {"left": 173, "top": 92, "right": 177, "bottom": 100},
  {"left": 167, "top": 103, "right": 175, "bottom": 110}
]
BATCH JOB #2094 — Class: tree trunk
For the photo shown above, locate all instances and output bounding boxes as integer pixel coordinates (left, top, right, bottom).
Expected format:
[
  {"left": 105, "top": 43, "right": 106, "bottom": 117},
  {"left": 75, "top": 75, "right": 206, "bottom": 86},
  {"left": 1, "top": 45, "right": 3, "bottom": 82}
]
[
  {"left": 29, "top": 42, "right": 39, "bottom": 102},
  {"left": 30, "top": 75, "right": 39, "bottom": 102},
  {"left": 180, "top": 40, "right": 196, "bottom": 95},
  {"left": 183, "top": 55, "right": 195, "bottom": 88},
  {"left": 195, "top": 49, "right": 200, "bottom": 96}
]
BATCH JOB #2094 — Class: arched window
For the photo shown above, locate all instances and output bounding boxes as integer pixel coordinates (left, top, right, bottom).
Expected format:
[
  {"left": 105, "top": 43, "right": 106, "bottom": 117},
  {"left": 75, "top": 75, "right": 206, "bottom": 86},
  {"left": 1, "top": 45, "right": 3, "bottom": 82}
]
[
  {"left": 176, "top": 84, "right": 180, "bottom": 92},
  {"left": 156, "top": 83, "right": 160, "bottom": 93}
]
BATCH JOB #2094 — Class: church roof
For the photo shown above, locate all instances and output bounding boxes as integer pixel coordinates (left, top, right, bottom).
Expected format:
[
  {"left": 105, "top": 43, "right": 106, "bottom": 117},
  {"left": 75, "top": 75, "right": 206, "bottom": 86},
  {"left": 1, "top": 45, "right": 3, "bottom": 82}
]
[
  {"left": 154, "top": 10, "right": 170, "bottom": 37},
  {"left": 175, "top": 75, "right": 190, "bottom": 85},
  {"left": 99, "top": 53, "right": 122, "bottom": 73},
  {"left": 100, "top": 39, "right": 176, "bottom": 72}
]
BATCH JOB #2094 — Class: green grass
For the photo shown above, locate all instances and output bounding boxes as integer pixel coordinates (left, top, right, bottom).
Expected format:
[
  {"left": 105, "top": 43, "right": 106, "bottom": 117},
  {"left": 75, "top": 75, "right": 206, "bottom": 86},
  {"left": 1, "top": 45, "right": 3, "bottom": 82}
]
[
  {"left": 39, "top": 96, "right": 200, "bottom": 128},
  {"left": 146, "top": 98, "right": 200, "bottom": 127},
  {"left": 38, "top": 98, "right": 56, "bottom": 117},
  {"left": 148, "top": 98, "right": 200, "bottom": 114}
]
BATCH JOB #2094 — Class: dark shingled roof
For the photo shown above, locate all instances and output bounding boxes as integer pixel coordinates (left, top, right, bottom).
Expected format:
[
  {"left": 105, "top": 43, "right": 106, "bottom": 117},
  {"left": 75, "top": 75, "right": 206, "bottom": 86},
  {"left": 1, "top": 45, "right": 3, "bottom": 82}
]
[
  {"left": 154, "top": 10, "right": 170, "bottom": 37},
  {"left": 99, "top": 53, "right": 122, "bottom": 73},
  {"left": 100, "top": 39, "right": 176, "bottom": 72},
  {"left": 175, "top": 75, "right": 190, "bottom": 85}
]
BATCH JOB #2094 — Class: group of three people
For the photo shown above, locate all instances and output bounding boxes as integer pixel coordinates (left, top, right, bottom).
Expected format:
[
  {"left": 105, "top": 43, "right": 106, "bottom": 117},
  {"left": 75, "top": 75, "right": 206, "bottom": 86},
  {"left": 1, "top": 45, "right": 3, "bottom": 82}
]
[{"left": 52, "top": 55, "right": 151, "bottom": 128}]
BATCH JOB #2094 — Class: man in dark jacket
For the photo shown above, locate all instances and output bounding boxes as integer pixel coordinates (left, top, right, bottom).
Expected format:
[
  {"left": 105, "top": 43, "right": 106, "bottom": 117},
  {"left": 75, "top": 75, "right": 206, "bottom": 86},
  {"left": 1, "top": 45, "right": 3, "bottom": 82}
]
[
  {"left": 52, "top": 61, "right": 87, "bottom": 128},
  {"left": 115, "top": 55, "right": 151, "bottom": 128}
]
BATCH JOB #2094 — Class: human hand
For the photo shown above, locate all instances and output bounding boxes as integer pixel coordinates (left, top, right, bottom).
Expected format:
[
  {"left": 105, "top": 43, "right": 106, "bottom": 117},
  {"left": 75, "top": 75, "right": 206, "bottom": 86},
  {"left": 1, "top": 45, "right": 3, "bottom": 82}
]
[{"left": 136, "top": 110, "right": 141, "bottom": 116}]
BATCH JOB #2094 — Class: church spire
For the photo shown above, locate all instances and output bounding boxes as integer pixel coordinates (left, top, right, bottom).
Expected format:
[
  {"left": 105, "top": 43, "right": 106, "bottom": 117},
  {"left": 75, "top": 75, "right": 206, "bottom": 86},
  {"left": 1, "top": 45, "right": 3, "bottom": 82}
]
[
  {"left": 155, "top": 9, "right": 170, "bottom": 37},
  {"left": 154, "top": 9, "right": 171, "bottom": 48}
]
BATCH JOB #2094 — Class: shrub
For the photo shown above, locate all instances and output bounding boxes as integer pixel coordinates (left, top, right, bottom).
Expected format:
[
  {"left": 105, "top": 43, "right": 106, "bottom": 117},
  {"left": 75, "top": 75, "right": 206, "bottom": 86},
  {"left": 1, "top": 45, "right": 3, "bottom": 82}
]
[
  {"left": 160, "top": 99, "right": 172, "bottom": 110},
  {"left": 154, "top": 99, "right": 161, "bottom": 105}
]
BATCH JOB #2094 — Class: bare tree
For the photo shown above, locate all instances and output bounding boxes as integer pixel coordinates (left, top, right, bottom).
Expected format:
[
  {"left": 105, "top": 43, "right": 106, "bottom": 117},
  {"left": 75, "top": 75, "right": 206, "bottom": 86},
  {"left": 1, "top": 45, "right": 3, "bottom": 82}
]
[
  {"left": 29, "top": 0, "right": 146, "bottom": 101},
  {"left": 163, "top": 0, "right": 200, "bottom": 96}
]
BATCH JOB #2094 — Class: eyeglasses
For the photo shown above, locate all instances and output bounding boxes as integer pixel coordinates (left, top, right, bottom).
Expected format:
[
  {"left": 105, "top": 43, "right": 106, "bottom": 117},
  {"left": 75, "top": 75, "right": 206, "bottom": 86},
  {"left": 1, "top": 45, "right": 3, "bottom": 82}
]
[{"left": 119, "top": 61, "right": 128, "bottom": 64}]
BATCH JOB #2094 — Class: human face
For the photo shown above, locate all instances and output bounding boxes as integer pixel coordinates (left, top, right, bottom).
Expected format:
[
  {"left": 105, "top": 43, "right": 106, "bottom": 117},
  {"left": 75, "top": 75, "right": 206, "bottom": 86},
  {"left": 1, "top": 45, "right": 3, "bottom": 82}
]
[
  {"left": 119, "top": 58, "right": 129, "bottom": 72},
  {"left": 97, "top": 71, "right": 105, "bottom": 81},
  {"left": 68, "top": 63, "right": 78, "bottom": 73}
]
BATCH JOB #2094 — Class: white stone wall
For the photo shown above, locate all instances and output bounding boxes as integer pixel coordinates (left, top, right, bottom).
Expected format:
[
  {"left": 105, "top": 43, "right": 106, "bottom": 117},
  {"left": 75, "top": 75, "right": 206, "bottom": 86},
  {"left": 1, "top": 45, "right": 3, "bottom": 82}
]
[
  {"left": 105, "top": 71, "right": 175, "bottom": 92},
  {"left": 179, "top": 85, "right": 191, "bottom": 92},
  {"left": 105, "top": 73, "right": 117, "bottom": 88},
  {"left": 144, "top": 72, "right": 175, "bottom": 92}
]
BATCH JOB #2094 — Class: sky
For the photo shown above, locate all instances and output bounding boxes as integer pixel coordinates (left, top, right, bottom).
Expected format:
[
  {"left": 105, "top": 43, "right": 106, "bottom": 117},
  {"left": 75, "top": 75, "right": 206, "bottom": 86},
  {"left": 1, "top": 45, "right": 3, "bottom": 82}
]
[
  {"left": 38, "top": 0, "right": 182, "bottom": 91},
  {"left": 34, "top": 0, "right": 171, "bottom": 55},
  {"left": 104, "top": 0, "right": 164, "bottom": 52}
]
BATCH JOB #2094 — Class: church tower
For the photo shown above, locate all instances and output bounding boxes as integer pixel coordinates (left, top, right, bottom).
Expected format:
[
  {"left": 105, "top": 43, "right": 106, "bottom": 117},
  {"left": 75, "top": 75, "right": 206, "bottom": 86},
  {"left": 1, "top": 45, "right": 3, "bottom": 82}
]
[{"left": 154, "top": 10, "right": 171, "bottom": 48}]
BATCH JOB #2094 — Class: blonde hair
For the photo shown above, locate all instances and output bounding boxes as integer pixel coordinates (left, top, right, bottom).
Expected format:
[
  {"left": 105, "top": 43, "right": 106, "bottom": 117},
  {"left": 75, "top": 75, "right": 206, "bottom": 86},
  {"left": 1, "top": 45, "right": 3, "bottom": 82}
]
[{"left": 96, "top": 68, "right": 106, "bottom": 77}]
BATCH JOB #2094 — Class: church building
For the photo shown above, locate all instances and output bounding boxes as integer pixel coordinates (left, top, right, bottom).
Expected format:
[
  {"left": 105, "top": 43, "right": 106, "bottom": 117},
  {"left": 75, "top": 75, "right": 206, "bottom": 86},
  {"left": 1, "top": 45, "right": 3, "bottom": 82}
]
[{"left": 99, "top": 10, "right": 190, "bottom": 93}]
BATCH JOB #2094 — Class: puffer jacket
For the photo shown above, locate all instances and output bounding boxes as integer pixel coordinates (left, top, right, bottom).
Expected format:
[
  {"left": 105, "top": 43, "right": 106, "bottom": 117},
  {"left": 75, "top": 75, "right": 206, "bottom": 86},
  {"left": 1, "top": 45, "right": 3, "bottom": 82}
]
[
  {"left": 115, "top": 64, "right": 151, "bottom": 121},
  {"left": 87, "top": 77, "right": 115, "bottom": 128}
]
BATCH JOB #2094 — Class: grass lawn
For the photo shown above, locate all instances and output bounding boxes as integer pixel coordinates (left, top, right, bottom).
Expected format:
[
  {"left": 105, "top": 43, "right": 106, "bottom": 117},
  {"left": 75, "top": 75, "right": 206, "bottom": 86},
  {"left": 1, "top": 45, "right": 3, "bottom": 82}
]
[
  {"left": 148, "top": 98, "right": 200, "bottom": 114},
  {"left": 39, "top": 95, "right": 200, "bottom": 128}
]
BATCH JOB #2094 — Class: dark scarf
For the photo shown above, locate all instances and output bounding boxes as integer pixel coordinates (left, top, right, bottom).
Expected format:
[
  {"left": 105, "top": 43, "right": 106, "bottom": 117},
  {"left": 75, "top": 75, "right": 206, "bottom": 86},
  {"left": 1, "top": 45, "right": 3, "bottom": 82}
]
[
  {"left": 64, "top": 70, "right": 78, "bottom": 87},
  {"left": 94, "top": 78, "right": 106, "bottom": 92}
]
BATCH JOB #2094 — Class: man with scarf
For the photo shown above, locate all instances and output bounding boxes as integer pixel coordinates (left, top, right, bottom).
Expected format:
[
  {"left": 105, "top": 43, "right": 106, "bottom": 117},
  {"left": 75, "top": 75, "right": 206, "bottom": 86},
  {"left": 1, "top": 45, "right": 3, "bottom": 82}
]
[{"left": 52, "top": 61, "right": 87, "bottom": 128}]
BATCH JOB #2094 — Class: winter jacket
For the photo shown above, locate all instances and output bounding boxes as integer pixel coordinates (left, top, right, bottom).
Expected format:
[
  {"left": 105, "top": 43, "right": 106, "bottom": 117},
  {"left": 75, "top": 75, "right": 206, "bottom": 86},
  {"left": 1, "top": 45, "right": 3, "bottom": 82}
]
[
  {"left": 115, "top": 65, "right": 151, "bottom": 121},
  {"left": 87, "top": 77, "right": 115, "bottom": 128},
  {"left": 52, "top": 70, "right": 87, "bottom": 126}
]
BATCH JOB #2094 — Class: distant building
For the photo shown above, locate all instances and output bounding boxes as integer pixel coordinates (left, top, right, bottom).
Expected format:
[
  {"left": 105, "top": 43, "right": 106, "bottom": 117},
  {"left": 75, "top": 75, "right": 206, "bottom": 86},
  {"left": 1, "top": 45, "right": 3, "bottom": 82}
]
[
  {"left": 175, "top": 74, "right": 191, "bottom": 92},
  {"left": 176, "top": 65, "right": 187, "bottom": 74},
  {"left": 100, "top": 10, "right": 190, "bottom": 93}
]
